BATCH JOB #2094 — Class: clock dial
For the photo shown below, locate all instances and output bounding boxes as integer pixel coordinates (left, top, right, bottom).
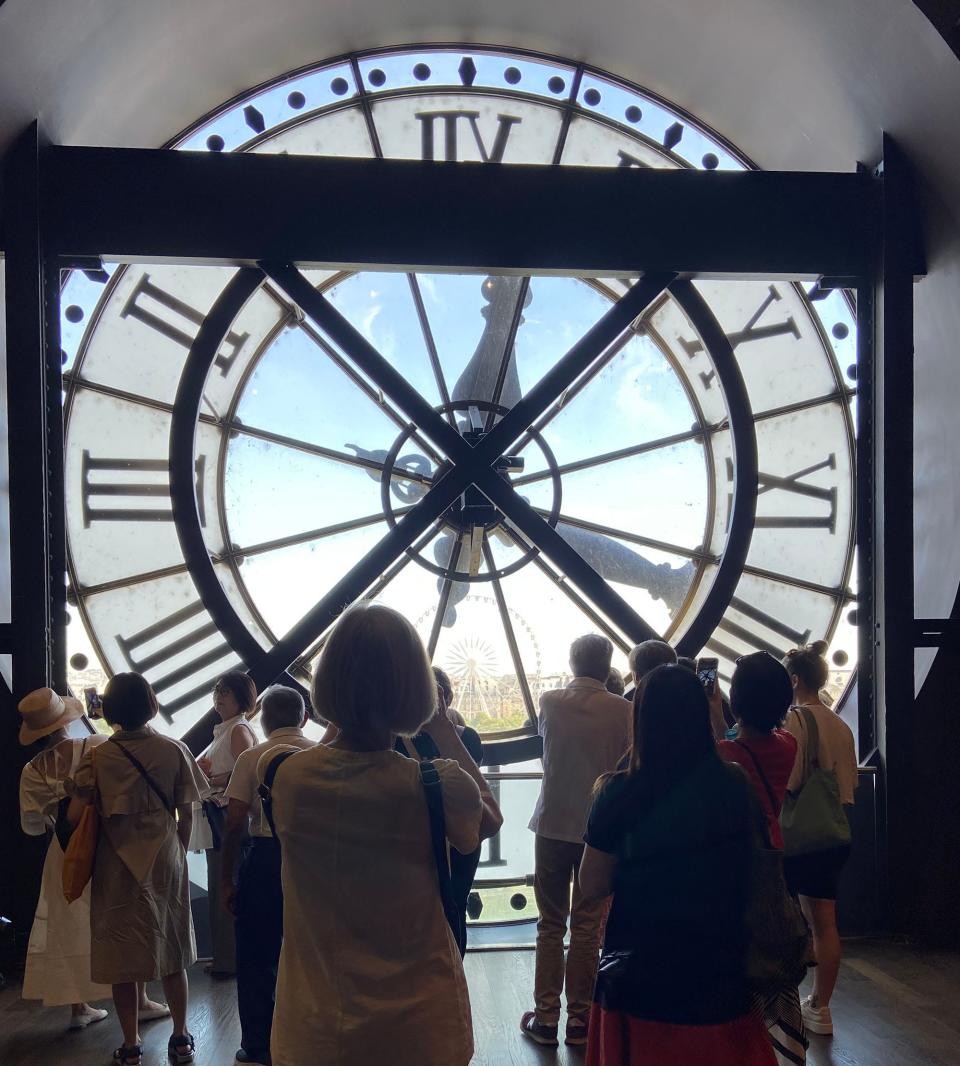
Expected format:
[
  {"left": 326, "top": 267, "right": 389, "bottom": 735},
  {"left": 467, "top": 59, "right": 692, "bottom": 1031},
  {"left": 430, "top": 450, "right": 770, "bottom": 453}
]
[{"left": 61, "top": 46, "right": 857, "bottom": 737}]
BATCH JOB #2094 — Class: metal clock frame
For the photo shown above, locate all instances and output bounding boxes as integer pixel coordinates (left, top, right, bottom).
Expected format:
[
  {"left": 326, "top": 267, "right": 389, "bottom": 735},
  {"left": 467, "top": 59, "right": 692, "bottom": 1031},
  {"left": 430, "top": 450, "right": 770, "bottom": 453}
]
[{"left": 2, "top": 125, "right": 918, "bottom": 774}]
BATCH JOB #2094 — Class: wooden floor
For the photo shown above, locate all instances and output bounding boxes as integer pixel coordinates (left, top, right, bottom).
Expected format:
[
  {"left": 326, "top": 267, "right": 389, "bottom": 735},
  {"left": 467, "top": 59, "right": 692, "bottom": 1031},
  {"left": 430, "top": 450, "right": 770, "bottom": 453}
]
[{"left": 1, "top": 939, "right": 958, "bottom": 1065}]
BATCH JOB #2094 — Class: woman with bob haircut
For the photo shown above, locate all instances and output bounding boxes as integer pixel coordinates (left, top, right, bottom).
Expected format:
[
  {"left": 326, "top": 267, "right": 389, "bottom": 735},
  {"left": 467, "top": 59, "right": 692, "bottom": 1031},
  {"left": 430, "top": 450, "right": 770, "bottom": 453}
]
[
  {"left": 67, "top": 673, "right": 207, "bottom": 1066},
  {"left": 578, "top": 665, "right": 775, "bottom": 1066},
  {"left": 262, "top": 602, "right": 500, "bottom": 1066},
  {"left": 717, "top": 652, "right": 804, "bottom": 1066}
]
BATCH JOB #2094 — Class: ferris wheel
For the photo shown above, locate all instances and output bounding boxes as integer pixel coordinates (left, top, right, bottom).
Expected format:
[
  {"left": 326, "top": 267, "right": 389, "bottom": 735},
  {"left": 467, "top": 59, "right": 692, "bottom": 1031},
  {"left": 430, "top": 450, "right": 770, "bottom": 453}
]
[{"left": 415, "top": 594, "right": 543, "bottom": 723}]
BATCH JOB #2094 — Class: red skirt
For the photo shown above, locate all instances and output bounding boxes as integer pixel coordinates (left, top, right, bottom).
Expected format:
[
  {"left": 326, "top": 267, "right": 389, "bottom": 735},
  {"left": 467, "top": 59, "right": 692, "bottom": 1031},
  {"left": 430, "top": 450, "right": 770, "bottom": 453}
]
[{"left": 585, "top": 1003, "right": 777, "bottom": 1066}]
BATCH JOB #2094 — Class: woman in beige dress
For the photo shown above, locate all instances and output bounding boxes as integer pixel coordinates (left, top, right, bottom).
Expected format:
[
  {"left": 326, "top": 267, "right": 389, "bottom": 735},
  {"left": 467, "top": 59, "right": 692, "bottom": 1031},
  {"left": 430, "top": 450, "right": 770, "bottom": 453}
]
[
  {"left": 263, "top": 603, "right": 501, "bottom": 1066},
  {"left": 68, "top": 673, "right": 207, "bottom": 1066}
]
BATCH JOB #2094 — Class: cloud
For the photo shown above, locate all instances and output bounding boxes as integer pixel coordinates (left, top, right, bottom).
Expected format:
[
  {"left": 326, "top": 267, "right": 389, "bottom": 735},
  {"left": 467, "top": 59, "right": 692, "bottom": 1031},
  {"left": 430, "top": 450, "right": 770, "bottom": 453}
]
[{"left": 362, "top": 303, "right": 382, "bottom": 336}]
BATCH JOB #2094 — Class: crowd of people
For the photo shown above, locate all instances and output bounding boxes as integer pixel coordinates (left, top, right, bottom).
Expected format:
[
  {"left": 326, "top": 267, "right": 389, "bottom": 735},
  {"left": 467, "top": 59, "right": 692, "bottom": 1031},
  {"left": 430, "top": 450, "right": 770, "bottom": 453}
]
[{"left": 15, "top": 607, "right": 857, "bottom": 1066}]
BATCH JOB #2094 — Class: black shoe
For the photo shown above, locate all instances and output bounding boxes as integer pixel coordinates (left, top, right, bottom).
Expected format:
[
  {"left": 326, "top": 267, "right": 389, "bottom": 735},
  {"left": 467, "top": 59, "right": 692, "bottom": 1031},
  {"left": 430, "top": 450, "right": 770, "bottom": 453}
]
[
  {"left": 168, "top": 1033, "right": 195, "bottom": 1064},
  {"left": 235, "top": 1050, "right": 271, "bottom": 1066}
]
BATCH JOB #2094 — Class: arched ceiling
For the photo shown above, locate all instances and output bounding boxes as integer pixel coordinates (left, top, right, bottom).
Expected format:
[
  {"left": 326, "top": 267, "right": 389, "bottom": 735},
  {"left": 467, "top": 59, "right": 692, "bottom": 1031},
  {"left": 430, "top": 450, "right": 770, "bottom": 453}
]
[
  {"left": 0, "top": 0, "right": 955, "bottom": 181},
  {"left": 1, "top": 0, "right": 959, "bottom": 685}
]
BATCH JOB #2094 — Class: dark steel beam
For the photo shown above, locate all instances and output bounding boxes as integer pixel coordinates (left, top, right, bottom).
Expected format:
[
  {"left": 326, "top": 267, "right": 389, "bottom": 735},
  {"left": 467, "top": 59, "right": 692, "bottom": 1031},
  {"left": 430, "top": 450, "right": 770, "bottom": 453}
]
[
  {"left": 40, "top": 147, "right": 886, "bottom": 278},
  {"left": 872, "top": 135, "right": 917, "bottom": 937},
  {"left": 3, "top": 124, "right": 66, "bottom": 696}
]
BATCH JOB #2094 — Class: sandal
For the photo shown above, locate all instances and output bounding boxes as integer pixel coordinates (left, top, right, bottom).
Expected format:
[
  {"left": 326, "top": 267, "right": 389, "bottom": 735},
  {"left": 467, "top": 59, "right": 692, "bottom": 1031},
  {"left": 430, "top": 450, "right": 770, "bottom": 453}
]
[
  {"left": 168, "top": 1032, "right": 196, "bottom": 1064},
  {"left": 113, "top": 1045, "right": 143, "bottom": 1066}
]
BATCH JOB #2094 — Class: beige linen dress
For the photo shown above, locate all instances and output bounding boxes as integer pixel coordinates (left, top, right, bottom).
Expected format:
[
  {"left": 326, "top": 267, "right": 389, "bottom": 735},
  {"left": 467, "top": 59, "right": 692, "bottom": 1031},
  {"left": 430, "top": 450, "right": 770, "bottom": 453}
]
[
  {"left": 265, "top": 745, "right": 482, "bottom": 1066},
  {"left": 70, "top": 726, "right": 206, "bottom": 983},
  {"left": 19, "top": 734, "right": 111, "bottom": 1006}
]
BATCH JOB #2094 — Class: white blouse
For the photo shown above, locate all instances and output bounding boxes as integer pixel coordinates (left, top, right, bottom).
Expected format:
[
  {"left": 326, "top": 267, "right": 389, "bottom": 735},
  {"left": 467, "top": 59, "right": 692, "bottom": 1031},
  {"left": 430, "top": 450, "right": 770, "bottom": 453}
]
[{"left": 205, "top": 715, "right": 256, "bottom": 781}]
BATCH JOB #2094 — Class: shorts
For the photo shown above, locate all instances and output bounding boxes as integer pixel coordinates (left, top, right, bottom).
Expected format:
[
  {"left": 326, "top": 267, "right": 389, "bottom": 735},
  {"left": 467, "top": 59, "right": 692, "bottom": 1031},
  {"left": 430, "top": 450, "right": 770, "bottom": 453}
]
[{"left": 783, "top": 844, "right": 851, "bottom": 900}]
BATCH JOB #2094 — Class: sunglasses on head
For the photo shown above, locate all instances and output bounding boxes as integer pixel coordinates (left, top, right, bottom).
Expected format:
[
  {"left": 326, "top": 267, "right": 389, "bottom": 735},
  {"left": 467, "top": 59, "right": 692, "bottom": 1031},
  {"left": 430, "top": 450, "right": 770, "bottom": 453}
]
[{"left": 735, "top": 650, "right": 777, "bottom": 664}]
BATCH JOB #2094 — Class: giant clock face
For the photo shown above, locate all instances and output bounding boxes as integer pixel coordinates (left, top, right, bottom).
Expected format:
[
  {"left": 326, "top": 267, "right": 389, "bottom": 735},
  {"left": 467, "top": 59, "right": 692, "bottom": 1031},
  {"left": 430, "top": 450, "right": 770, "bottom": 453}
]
[{"left": 60, "top": 46, "right": 858, "bottom": 739}]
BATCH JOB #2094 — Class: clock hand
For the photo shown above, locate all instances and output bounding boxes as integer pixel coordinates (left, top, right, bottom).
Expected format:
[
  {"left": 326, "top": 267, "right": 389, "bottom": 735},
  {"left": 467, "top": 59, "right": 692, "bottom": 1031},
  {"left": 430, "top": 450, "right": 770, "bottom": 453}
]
[
  {"left": 553, "top": 523, "right": 695, "bottom": 615},
  {"left": 345, "top": 443, "right": 432, "bottom": 503},
  {"left": 451, "top": 276, "right": 530, "bottom": 419}
]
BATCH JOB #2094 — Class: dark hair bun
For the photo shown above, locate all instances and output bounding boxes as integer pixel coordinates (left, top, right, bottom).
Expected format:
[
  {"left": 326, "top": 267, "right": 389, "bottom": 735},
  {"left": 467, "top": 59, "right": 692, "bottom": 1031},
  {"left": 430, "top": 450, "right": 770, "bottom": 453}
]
[{"left": 808, "top": 639, "right": 828, "bottom": 656}]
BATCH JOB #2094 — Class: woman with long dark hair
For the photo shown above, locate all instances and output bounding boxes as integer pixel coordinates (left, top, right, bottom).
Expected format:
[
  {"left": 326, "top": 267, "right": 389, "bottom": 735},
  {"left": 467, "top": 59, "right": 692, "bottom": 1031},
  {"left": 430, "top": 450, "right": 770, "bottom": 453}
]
[{"left": 578, "top": 664, "right": 775, "bottom": 1065}]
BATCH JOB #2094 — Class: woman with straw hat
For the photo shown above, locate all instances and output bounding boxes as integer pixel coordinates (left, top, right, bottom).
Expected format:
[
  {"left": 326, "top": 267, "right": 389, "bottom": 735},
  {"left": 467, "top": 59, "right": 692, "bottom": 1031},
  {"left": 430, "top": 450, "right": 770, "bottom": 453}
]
[
  {"left": 19, "top": 687, "right": 175, "bottom": 1031},
  {"left": 18, "top": 686, "right": 111, "bottom": 1028}
]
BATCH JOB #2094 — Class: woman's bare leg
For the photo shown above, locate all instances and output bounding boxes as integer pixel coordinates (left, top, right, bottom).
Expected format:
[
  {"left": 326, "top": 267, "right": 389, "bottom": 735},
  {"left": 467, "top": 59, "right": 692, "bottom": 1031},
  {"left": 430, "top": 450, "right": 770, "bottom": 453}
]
[
  {"left": 161, "top": 969, "right": 190, "bottom": 1038},
  {"left": 800, "top": 895, "right": 842, "bottom": 1007},
  {"left": 137, "top": 982, "right": 168, "bottom": 1013},
  {"left": 112, "top": 982, "right": 140, "bottom": 1048}
]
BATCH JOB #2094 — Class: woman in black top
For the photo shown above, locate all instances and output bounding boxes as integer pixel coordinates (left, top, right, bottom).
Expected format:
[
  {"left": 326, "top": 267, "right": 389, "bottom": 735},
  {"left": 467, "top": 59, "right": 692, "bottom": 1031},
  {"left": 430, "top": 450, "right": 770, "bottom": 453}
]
[{"left": 578, "top": 665, "right": 775, "bottom": 1066}]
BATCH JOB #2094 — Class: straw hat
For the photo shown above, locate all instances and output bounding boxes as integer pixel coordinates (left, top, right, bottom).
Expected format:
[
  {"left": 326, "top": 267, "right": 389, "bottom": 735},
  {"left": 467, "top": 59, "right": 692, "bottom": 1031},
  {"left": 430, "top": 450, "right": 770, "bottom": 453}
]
[{"left": 18, "top": 687, "right": 84, "bottom": 746}]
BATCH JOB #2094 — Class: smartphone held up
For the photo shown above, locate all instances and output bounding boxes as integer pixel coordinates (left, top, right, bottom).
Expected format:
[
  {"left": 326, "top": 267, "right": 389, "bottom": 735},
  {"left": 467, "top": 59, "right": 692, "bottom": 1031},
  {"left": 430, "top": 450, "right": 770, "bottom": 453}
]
[{"left": 696, "top": 657, "right": 719, "bottom": 697}]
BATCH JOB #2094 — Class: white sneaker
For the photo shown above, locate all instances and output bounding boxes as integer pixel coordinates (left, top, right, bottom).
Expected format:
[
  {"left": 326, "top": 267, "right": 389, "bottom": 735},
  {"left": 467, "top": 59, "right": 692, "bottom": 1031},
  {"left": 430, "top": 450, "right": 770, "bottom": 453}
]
[
  {"left": 69, "top": 1006, "right": 109, "bottom": 1030},
  {"left": 801, "top": 994, "right": 833, "bottom": 1035}
]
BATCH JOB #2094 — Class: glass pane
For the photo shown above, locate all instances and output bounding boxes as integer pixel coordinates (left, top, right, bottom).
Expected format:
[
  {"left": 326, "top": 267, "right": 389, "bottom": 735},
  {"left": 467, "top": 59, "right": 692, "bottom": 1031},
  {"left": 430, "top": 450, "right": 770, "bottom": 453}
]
[
  {"left": 176, "top": 61, "right": 360, "bottom": 152},
  {"left": 552, "top": 441, "right": 709, "bottom": 553},
  {"left": 325, "top": 272, "right": 443, "bottom": 407},
  {"left": 561, "top": 114, "right": 674, "bottom": 169},
  {"left": 60, "top": 267, "right": 117, "bottom": 374},
  {"left": 238, "top": 521, "right": 390, "bottom": 640},
  {"left": 415, "top": 273, "right": 492, "bottom": 402},
  {"left": 196, "top": 283, "right": 290, "bottom": 419},
  {"left": 573, "top": 74, "right": 744, "bottom": 172},
  {"left": 357, "top": 49, "right": 575, "bottom": 100},
  {"left": 473, "top": 776, "right": 540, "bottom": 882},
  {"left": 691, "top": 280, "right": 837, "bottom": 413},
  {"left": 704, "top": 572, "right": 838, "bottom": 686},
  {"left": 81, "top": 570, "right": 244, "bottom": 736},
  {"left": 65, "top": 393, "right": 187, "bottom": 587},
  {"left": 372, "top": 94, "right": 563, "bottom": 164},
  {"left": 249, "top": 105, "right": 373, "bottom": 157},
  {"left": 76, "top": 265, "right": 242, "bottom": 405},
  {"left": 224, "top": 433, "right": 388, "bottom": 549},
  {"left": 235, "top": 323, "right": 414, "bottom": 461},
  {"left": 749, "top": 403, "right": 853, "bottom": 587},
  {"left": 644, "top": 294, "right": 730, "bottom": 426}
]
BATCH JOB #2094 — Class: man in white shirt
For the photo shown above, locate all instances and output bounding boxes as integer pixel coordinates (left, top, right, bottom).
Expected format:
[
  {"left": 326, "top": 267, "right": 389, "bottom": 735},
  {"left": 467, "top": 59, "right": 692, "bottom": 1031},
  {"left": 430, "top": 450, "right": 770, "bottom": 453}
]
[
  {"left": 221, "top": 686, "right": 315, "bottom": 1066},
  {"left": 522, "top": 634, "right": 631, "bottom": 1049}
]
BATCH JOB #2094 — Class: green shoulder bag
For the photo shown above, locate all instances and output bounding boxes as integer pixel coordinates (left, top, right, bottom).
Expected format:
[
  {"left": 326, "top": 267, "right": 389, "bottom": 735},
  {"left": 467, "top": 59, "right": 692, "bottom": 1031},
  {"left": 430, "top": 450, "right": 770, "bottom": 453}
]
[{"left": 780, "top": 705, "right": 850, "bottom": 857}]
